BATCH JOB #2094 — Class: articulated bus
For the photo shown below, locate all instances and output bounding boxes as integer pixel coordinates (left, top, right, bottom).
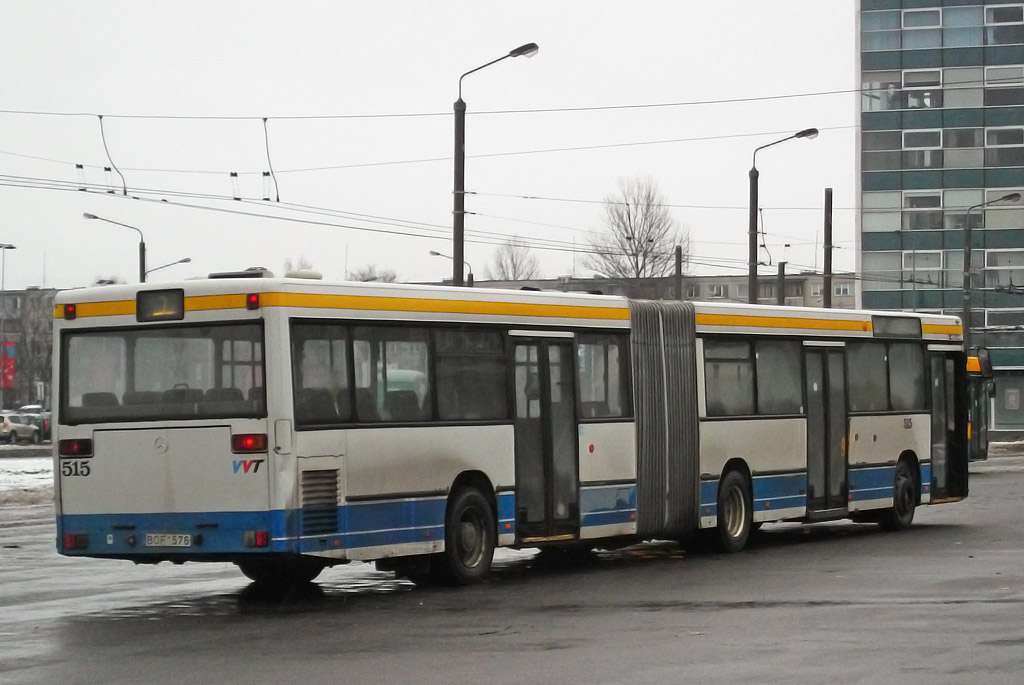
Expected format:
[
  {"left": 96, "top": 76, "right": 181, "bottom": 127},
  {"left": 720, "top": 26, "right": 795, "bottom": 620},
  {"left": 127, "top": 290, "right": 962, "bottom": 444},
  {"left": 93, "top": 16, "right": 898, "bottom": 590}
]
[
  {"left": 53, "top": 274, "right": 969, "bottom": 586},
  {"left": 967, "top": 348, "right": 994, "bottom": 461}
]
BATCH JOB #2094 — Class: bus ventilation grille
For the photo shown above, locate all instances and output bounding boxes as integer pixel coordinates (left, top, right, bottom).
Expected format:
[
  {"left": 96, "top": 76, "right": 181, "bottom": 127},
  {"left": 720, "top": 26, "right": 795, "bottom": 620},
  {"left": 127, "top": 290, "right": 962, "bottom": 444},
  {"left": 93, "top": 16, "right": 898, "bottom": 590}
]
[{"left": 300, "top": 469, "right": 339, "bottom": 536}]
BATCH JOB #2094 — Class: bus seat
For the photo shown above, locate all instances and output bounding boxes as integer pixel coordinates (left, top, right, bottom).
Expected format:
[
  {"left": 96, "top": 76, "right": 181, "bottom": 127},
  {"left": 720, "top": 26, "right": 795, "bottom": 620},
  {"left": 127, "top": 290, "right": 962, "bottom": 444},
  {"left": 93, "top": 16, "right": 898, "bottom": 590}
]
[
  {"left": 123, "top": 391, "right": 161, "bottom": 405},
  {"left": 162, "top": 388, "right": 203, "bottom": 413},
  {"left": 248, "top": 386, "right": 265, "bottom": 402},
  {"left": 296, "top": 388, "right": 338, "bottom": 424},
  {"left": 581, "top": 401, "right": 609, "bottom": 418},
  {"left": 200, "top": 387, "right": 247, "bottom": 415},
  {"left": 385, "top": 390, "right": 423, "bottom": 421},
  {"left": 205, "top": 387, "right": 244, "bottom": 403},
  {"left": 82, "top": 392, "right": 120, "bottom": 406},
  {"left": 334, "top": 388, "right": 352, "bottom": 421},
  {"left": 355, "top": 388, "right": 379, "bottom": 422}
]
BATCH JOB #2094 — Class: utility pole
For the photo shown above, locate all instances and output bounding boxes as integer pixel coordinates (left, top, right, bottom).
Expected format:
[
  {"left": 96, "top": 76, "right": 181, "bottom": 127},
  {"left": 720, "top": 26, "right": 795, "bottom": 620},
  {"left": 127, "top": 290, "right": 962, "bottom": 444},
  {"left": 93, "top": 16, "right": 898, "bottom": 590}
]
[
  {"left": 776, "top": 261, "right": 787, "bottom": 306},
  {"left": 823, "top": 187, "right": 833, "bottom": 309},
  {"left": 674, "top": 245, "right": 683, "bottom": 300}
]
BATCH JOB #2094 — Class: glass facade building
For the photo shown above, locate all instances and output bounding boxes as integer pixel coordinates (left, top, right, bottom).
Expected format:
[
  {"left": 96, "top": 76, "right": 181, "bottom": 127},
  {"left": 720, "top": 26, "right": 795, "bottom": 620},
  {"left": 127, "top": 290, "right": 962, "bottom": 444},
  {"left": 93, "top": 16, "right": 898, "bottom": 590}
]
[{"left": 859, "top": 0, "right": 1024, "bottom": 430}]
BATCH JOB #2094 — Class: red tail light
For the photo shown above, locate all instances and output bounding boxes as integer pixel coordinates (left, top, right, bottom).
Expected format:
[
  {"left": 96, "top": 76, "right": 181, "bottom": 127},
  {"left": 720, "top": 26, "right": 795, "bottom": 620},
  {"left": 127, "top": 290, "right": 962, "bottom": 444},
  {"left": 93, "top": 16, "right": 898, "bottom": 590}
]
[
  {"left": 244, "top": 530, "right": 269, "bottom": 547},
  {"left": 64, "top": 304, "right": 77, "bottom": 320},
  {"left": 63, "top": 533, "right": 89, "bottom": 550},
  {"left": 59, "top": 439, "right": 94, "bottom": 457},
  {"left": 246, "top": 293, "right": 259, "bottom": 310},
  {"left": 231, "top": 433, "right": 267, "bottom": 453}
]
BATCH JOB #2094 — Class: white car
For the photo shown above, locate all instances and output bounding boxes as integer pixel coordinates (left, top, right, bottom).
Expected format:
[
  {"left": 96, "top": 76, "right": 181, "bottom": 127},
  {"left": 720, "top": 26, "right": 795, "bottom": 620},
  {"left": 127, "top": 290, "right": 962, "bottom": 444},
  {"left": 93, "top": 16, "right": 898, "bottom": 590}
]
[{"left": 0, "top": 412, "right": 41, "bottom": 444}]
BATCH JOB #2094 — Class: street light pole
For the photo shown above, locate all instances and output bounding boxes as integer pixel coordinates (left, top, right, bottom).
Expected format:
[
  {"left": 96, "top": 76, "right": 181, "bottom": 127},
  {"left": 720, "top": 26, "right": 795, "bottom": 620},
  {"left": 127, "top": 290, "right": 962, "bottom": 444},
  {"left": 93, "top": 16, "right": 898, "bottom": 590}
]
[
  {"left": 429, "top": 249, "right": 474, "bottom": 286},
  {"left": 747, "top": 127, "right": 818, "bottom": 304},
  {"left": 82, "top": 213, "right": 147, "bottom": 283},
  {"left": 145, "top": 257, "right": 191, "bottom": 278},
  {"left": 0, "top": 243, "right": 15, "bottom": 410},
  {"left": 961, "top": 192, "right": 1022, "bottom": 351},
  {"left": 453, "top": 42, "right": 538, "bottom": 287}
]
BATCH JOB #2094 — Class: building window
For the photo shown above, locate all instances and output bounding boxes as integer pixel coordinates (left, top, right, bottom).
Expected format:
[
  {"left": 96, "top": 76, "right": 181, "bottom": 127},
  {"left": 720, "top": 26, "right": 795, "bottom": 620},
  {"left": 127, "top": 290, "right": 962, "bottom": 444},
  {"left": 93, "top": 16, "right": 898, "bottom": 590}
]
[
  {"left": 686, "top": 284, "right": 700, "bottom": 298},
  {"left": 985, "top": 127, "right": 1024, "bottom": 167},
  {"left": 986, "top": 5, "right": 1024, "bottom": 45},
  {"left": 811, "top": 283, "right": 823, "bottom": 297},
  {"left": 862, "top": 11, "right": 901, "bottom": 52},
  {"left": 944, "top": 128, "right": 983, "bottom": 148},
  {"left": 708, "top": 284, "right": 728, "bottom": 299},
  {"left": 834, "top": 283, "right": 852, "bottom": 297},
  {"left": 759, "top": 284, "right": 775, "bottom": 299},
  {"left": 986, "top": 250, "right": 1024, "bottom": 289},
  {"left": 902, "top": 70, "right": 942, "bottom": 109},
  {"left": 862, "top": 71, "right": 901, "bottom": 111},
  {"left": 944, "top": 67, "right": 984, "bottom": 108},
  {"left": 903, "top": 251, "right": 943, "bottom": 289},
  {"left": 944, "top": 6, "right": 985, "bottom": 48}
]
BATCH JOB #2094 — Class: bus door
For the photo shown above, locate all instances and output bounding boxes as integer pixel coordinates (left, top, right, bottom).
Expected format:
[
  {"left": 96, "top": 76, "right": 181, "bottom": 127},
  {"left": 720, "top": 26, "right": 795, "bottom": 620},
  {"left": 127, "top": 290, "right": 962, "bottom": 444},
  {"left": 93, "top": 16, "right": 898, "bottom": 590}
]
[
  {"left": 930, "top": 349, "right": 969, "bottom": 499},
  {"left": 804, "top": 344, "right": 848, "bottom": 514},
  {"left": 512, "top": 337, "right": 580, "bottom": 543}
]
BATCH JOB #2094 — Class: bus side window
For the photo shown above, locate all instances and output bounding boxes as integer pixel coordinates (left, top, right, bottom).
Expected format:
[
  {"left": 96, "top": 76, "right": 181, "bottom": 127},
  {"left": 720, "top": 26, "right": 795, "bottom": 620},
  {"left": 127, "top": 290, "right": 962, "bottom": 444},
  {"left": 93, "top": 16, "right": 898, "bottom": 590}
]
[
  {"left": 355, "top": 388, "right": 380, "bottom": 422},
  {"left": 296, "top": 388, "right": 339, "bottom": 425}
]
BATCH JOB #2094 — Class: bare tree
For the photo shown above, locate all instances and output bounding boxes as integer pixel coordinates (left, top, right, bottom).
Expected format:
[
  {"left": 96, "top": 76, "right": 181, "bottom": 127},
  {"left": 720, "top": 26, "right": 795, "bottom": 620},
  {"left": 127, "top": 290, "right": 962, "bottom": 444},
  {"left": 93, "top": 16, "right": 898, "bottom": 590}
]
[
  {"left": 283, "top": 256, "right": 314, "bottom": 273},
  {"left": 583, "top": 177, "right": 689, "bottom": 280},
  {"left": 485, "top": 237, "right": 541, "bottom": 281},
  {"left": 350, "top": 265, "right": 397, "bottom": 283},
  {"left": 14, "top": 288, "right": 55, "bottom": 406}
]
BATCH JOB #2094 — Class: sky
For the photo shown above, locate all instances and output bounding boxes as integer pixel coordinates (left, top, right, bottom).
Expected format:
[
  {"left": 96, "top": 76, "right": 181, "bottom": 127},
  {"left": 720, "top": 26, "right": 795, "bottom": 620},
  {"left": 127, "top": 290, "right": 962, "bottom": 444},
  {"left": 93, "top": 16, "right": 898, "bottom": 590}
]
[{"left": 0, "top": 1, "right": 859, "bottom": 290}]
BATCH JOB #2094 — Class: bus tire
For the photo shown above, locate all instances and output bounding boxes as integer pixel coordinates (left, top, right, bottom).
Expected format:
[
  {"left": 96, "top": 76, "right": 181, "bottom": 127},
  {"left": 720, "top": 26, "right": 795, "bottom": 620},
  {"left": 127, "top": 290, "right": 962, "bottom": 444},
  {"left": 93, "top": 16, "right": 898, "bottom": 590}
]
[
  {"left": 236, "top": 557, "right": 325, "bottom": 587},
  {"left": 879, "top": 461, "right": 917, "bottom": 531},
  {"left": 716, "top": 469, "right": 752, "bottom": 553},
  {"left": 434, "top": 488, "right": 496, "bottom": 585}
]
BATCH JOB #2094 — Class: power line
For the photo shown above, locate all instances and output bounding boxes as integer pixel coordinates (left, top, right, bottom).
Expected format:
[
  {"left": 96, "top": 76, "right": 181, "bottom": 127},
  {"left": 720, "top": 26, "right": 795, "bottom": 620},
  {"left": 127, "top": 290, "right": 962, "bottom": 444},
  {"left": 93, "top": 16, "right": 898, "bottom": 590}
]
[{"left": 0, "top": 77, "right": 1010, "bottom": 121}]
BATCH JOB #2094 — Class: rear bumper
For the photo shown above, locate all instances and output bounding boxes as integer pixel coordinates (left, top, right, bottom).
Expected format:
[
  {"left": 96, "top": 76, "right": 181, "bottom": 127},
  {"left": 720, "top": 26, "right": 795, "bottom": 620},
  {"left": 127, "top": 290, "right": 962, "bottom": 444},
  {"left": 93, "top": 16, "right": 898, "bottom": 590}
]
[{"left": 57, "top": 510, "right": 288, "bottom": 559}]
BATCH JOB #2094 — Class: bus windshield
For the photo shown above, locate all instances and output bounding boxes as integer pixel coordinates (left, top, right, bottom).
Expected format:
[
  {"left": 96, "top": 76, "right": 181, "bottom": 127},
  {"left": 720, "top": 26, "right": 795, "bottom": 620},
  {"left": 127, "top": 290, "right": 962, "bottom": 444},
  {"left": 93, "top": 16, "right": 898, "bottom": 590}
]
[{"left": 61, "top": 322, "right": 266, "bottom": 424}]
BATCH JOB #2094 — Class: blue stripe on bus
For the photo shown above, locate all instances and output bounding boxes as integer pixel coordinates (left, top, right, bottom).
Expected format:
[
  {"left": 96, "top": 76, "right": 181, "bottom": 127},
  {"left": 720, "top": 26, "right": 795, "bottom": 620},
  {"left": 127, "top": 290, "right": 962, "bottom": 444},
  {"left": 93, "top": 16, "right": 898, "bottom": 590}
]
[
  {"left": 579, "top": 483, "right": 637, "bottom": 527},
  {"left": 752, "top": 473, "right": 806, "bottom": 512},
  {"left": 61, "top": 492, "right": 520, "bottom": 557},
  {"left": 700, "top": 480, "right": 717, "bottom": 517},
  {"left": 848, "top": 465, "right": 895, "bottom": 502}
]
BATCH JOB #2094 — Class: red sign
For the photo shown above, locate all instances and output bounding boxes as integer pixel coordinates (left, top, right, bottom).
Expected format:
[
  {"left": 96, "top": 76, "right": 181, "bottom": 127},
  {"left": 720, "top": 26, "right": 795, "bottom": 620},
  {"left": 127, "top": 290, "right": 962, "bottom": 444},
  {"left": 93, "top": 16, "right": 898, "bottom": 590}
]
[{"left": 1, "top": 342, "right": 15, "bottom": 390}]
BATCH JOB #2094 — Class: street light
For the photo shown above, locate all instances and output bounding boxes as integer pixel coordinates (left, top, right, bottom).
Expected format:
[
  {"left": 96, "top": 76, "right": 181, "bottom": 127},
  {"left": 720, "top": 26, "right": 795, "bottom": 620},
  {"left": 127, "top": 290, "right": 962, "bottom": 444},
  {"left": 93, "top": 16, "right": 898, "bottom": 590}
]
[
  {"left": 430, "top": 249, "right": 474, "bottom": 287},
  {"left": 82, "top": 212, "right": 147, "bottom": 283},
  {"left": 961, "top": 191, "right": 1022, "bottom": 350},
  {"left": 0, "top": 243, "right": 14, "bottom": 410},
  {"left": 747, "top": 127, "right": 818, "bottom": 304},
  {"left": 453, "top": 42, "right": 538, "bottom": 287},
  {"left": 145, "top": 257, "right": 191, "bottom": 278}
]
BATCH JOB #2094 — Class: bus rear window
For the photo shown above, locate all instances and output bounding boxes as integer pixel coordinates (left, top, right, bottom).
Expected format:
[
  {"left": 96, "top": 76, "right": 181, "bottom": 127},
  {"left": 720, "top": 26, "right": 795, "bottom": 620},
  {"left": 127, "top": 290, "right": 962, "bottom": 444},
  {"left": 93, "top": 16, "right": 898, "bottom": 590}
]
[{"left": 61, "top": 323, "right": 266, "bottom": 424}]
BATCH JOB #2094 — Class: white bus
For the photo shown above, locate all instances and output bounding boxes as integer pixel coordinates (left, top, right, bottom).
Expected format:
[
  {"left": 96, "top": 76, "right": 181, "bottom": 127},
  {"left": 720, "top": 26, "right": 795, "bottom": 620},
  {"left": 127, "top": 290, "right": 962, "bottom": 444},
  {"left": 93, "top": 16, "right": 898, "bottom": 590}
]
[{"left": 53, "top": 274, "right": 968, "bottom": 586}]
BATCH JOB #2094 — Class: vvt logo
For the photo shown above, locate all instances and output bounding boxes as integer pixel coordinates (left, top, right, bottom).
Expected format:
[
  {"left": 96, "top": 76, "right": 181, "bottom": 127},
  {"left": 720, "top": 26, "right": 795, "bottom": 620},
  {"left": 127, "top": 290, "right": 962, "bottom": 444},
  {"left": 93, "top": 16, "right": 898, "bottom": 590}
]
[{"left": 232, "top": 459, "right": 265, "bottom": 474}]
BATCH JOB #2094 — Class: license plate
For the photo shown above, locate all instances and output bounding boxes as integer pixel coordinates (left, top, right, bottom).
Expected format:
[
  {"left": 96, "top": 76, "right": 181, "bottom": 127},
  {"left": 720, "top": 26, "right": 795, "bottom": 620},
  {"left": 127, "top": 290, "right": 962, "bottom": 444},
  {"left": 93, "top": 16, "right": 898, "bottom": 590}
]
[{"left": 145, "top": 533, "right": 192, "bottom": 548}]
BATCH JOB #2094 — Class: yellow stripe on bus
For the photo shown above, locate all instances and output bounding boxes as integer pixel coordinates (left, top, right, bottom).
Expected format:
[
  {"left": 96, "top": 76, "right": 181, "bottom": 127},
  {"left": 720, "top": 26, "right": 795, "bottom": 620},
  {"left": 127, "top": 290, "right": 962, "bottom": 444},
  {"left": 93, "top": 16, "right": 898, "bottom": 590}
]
[
  {"left": 696, "top": 313, "right": 871, "bottom": 332},
  {"left": 260, "top": 292, "right": 630, "bottom": 320},
  {"left": 697, "top": 313, "right": 962, "bottom": 338},
  {"left": 53, "top": 300, "right": 136, "bottom": 319},
  {"left": 55, "top": 291, "right": 631, "bottom": 322}
]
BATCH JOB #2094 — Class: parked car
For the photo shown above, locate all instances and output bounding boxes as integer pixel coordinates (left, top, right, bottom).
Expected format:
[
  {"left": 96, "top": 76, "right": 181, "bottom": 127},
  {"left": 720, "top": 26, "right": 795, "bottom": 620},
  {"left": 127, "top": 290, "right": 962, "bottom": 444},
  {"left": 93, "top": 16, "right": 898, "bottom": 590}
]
[
  {"left": 0, "top": 412, "right": 41, "bottom": 444},
  {"left": 17, "top": 404, "right": 50, "bottom": 441}
]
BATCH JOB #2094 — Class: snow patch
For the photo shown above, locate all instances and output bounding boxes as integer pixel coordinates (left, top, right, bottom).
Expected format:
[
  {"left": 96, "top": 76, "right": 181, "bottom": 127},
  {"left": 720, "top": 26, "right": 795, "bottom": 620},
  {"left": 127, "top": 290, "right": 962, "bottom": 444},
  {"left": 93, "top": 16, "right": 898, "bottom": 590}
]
[{"left": 0, "top": 485, "right": 53, "bottom": 506}]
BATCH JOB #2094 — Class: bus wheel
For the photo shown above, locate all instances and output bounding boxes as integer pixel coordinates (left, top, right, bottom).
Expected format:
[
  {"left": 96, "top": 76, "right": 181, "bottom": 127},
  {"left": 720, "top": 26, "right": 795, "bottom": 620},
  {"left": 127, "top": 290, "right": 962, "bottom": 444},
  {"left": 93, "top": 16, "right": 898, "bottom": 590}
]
[
  {"left": 435, "top": 488, "right": 495, "bottom": 585},
  {"left": 236, "top": 557, "right": 325, "bottom": 587},
  {"left": 716, "top": 470, "right": 752, "bottom": 553},
  {"left": 879, "top": 461, "right": 917, "bottom": 531}
]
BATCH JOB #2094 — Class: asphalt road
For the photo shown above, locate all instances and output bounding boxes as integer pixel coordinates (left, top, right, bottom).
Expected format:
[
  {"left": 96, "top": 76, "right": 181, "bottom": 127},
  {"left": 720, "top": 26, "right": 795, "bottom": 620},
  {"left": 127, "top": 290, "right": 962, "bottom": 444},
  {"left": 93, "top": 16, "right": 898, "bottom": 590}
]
[{"left": 1, "top": 456, "right": 1023, "bottom": 684}]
